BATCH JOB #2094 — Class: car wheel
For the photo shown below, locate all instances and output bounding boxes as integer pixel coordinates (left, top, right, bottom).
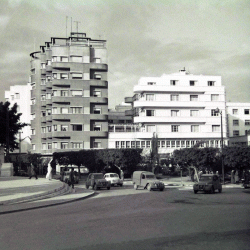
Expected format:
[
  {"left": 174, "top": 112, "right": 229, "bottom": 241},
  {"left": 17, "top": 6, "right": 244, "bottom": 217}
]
[
  {"left": 194, "top": 190, "right": 198, "bottom": 194},
  {"left": 147, "top": 184, "right": 151, "bottom": 191},
  {"left": 120, "top": 184, "right": 123, "bottom": 187},
  {"left": 86, "top": 185, "right": 89, "bottom": 189},
  {"left": 107, "top": 187, "right": 110, "bottom": 190},
  {"left": 210, "top": 186, "right": 214, "bottom": 194},
  {"left": 160, "top": 188, "right": 164, "bottom": 191},
  {"left": 93, "top": 184, "right": 97, "bottom": 190},
  {"left": 218, "top": 188, "right": 222, "bottom": 193},
  {"left": 134, "top": 184, "right": 138, "bottom": 190}
]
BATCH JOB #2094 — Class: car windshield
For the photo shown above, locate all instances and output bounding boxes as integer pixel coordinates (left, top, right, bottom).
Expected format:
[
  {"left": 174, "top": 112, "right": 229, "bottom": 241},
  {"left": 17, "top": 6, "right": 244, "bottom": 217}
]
[
  {"left": 110, "top": 174, "right": 119, "bottom": 177},
  {"left": 94, "top": 174, "right": 104, "bottom": 179},
  {"left": 200, "top": 176, "right": 212, "bottom": 181},
  {"left": 146, "top": 175, "right": 156, "bottom": 179}
]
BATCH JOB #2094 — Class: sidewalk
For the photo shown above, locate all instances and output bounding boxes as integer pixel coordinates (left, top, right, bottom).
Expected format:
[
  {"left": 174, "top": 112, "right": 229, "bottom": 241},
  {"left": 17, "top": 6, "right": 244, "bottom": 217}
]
[{"left": 0, "top": 177, "right": 94, "bottom": 214}]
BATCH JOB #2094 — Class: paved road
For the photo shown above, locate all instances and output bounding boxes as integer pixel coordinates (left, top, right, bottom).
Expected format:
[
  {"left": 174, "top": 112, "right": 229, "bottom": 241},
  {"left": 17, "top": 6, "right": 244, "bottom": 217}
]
[{"left": 0, "top": 187, "right": 249, "bottom": 250}]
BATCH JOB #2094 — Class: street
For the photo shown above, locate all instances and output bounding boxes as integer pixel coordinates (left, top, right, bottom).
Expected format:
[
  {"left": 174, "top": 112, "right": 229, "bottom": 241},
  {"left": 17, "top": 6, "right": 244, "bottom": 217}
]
[{"left": 0, "top": 186, "right": 250, "bottom": 250}]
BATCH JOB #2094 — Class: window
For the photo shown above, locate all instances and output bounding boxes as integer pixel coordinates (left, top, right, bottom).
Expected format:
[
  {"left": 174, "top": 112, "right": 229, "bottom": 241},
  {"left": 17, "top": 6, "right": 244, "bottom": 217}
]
[
  {"left": 171, "top": 110, "right": 179, "bottom": 117},
  {"left": 170, "top": 80, "right": 178, "bottom": 86},
  {"left": 181, "top": 141, "right": 185, "bottom": 148},
  {"left": 72, "top": 142, "right": 83, "bottom": 149},
  {"left": 94, "top": 58, "right": 101, "bottom": 63},
  {"left": 42, "top": 144, "right": 47, "bottom": 150},
  {"left": 41, "top": 127, "right": 46, "bottom": 133},
  {"left": 41, "top": 111, "right": 46, "bottom": 117},
  {"left": 211, "top": 94, "right": 219, "bottom": 101},
  {"left": 47, "top": 60, "right": 51, "bottom": 66},
  {"left": 171, "top": 125, "right": 179, "bottom": 132},
  {"left": 93, "top": 108, "right": 101, "bottom": 114},
  {"left": 52, "top": 107, "right": 58, "bottom": 114},
  {"left": 71, "top": 73, "right": 82, "bottom": 79},
  {"left": 211, "top": 109, "right": 219, "bottom": 116},
  {"left": 190, "top": 95, "right": 198, "bottom": 101},
  {"left": 48, "top": 143, "right": 52, "bottom": 150},
  {"left": 32, "top": 83, "right": 36, "bottom": 88},
  {"left": 31, "top": 113, "right": 36, "bottom": 120},
  {"left": 71, "top": 90, "right": 82, "bottom": 96},
  {"left": 15, "top": 93, "right": 20, "bottom": 99},
  {"left": 61, "top": 125, "right": 68, "bottom": 131},
  {"left": 93, "top": 125, "right": 101, "bottom": 131},
  {"left": 53, "top": 142, "right": 58, "bottom": 149},
  {"left": 53, "top": 125, "right": 58, "bottom": 131},
  {"left": 61, "top": 90, "right": 69, "bottom": 97},
  {"left": 141, "top": 141, "right": 145, "bottom": 148},
  {"left": 47, "top": 126, "right": 51, "bottom": 132},
  {"left": 46, "top": 109, "right": 51, "bottom": 115},
  {"left": 146, "top": 141, "right": 151, "bottom": 148},
  {"left": 147, "top": 82, "right": 156, "bottom": 85},
  {"left": 61, "top": 107, "right": 68, "bottom": 114},
  {"left": 61, "top": 73, "right": 68, "bottom": 79},
  {"left": 46, "top": 75, "right": 52, "bottom": 82},
  {"left": 93, "top": 142, "right": 101, "bottom": 148},
  {"left": 41, "top": 95, "right": 46, "bottom": 101},
  {"left": 171, "top": 141, "right": 175, "bottom": 148},
  {"left": 146, "top": 110, "right": 155, "bottom": 116},
  {"left": 46, "top": 93, "right": 51, "bottom": 99},
  {"left": 94, "top": 74, "right": 101, "bottom": 79},
  {"left": 93, "top": 91, "right": 101, "bottom": 97},
  {"left": 191, "top": 125, "right": 199, "bottom": 132},
  {"left": 115, "top": 141, "right": 120, "bottom": 148},
  {"left": 32, "top": 144, "right": 36, "bottom": 150},
  {"left": 233, "top": 130, "right": 239, "bottom": 136},
  {"left": 126, "top": 141, "right": 130, "bottom": 148},
  {"left": 61, "top": 142, "right": 68, "bottom": 149},
  {"left": 72, "top": 124, "right": 82, "bottom": 131},
  {"left": 233, "top": 109, "right": 238, "bottom": 115},
  {"left": 245, "top": 120, "right": 250, "bottom": 125},
  {"left": 171, "top": 94, "right": 179, "bottom": 101},
  {"left": 147, "top": 125, "right": 155, "bottom": 132},
  {"left": 244, "top": 109, "right": 250, "bottom": 115},
  {"left": 121, "top": 141, "right": 125, "bottom": 148},
  {"left": 11, "top": 95, "right": 14, "bottom": 100},
  {"left": 208, "top": 81, "right": 215, "bottom": 86},
  {"left": 61, "top": 57, "right": 68, "bottom": 62},
  {"left": 71, "top": 56, "right": 82, "bottom": 62},
  {"left": 186, "top": 141, "right": 190, "bottom": 148},
  {"left": 176, "top": 141, "right": 180, "bottom": 148},
  {"left": 146, "top": 94, "right": 154, "bottom": 101},
  {"left": 190, "top": 110, "right": 199, "bottom": 117},
  {"left": 190, "top": 80, "right": 196, "bottom": 86},
  {"left": 212, "top": 125, "right": 220, "bottom": 132},
  {"left": 53, "top": 73, "right": 57, "bottom": 79},
  {"left": 136, "top": 141, "right": 140, "bottom": 148},
  {"left": 41, "top": 63, "right": 46, "bottom": 69},
  {"left": 131, "top": 141, "right": 135, "bottom": 148},
  {"left": 31, "top": 98, "right": 36, "bottom": 105},
  {"left": 31, "top": 129, "right": 35, "bottom": 135},
  {"left": 71, "top": 107, "right": 82, "bottom": 114},
  {"left": 233, "top": 120, "right": 239, "bottom": 126},
  {"left": 166, "top": 141, "right": 170, "bottom": 148}
]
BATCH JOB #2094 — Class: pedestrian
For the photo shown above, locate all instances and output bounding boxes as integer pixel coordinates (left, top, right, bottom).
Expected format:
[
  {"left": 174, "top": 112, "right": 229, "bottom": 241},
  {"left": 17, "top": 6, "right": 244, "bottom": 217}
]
[
  {"left": 29, "top": 163, "right": 38, "bottom": 179},
  {"left": 231, "top": 170, "right": 235, "bottom": 184},
  {"left": 68, "top": 167, "right": 75, "bottom": 190},
  {"left": 46, "top": 159, "right": 53, "bottom": 180}
]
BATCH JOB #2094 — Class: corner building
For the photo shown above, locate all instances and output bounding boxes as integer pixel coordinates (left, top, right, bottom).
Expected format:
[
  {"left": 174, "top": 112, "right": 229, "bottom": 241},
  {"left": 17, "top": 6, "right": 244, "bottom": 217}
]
[
  {"left": 30, "top": 32, "right": 108, "bottom": 154},
  {"left": 109, "top": 69, "right": 228, "bottom": 156}
]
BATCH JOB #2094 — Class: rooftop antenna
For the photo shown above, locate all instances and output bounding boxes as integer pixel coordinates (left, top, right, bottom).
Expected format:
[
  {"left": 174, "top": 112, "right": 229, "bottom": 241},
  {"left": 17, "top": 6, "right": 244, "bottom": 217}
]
[{"left": 74, "top": 21, "right": 81, "bottom": 34}]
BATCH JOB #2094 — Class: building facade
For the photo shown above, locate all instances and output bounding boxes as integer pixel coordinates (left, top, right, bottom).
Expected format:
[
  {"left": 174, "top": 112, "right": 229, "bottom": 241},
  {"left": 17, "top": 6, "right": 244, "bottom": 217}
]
[
  {"left": 30, "top": 32, "right": 108, "bottom": 154},
  {"left": 109, "top": 69, "right": 228, "bottom": 156},
  {"left": 5, "top": 84, "right": 32, "bottom": 153},
  {"left": 226, "top": 102, "right": 250, "bottom": 146}
]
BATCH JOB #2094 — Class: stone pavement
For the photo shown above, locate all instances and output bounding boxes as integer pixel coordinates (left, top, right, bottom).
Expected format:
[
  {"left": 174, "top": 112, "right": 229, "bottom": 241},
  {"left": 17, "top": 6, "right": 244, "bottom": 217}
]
[{"left": 0, "top": 177, "right": 94, "bottom": 214}]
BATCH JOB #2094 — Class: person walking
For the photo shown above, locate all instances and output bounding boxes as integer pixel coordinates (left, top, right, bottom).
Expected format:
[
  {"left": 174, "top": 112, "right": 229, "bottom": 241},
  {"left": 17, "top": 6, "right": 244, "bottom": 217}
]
[
  {"left": 46, "top": 159, "right": 53, "bottom": 180},
  {"left": 68, "top": 167, "right": 75, "bottom": 190},
  {"left": 29, "top": 163, "right": 38, "bottom": 179}
]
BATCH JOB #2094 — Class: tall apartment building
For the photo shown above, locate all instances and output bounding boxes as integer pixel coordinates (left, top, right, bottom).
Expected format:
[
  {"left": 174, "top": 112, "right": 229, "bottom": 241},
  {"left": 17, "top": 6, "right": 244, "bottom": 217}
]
[
  {"left": 5, "top": 84, "right": 32, "bottom": 153},
  {"left": 30, "top": 32, "right": 108, "bottom": 154},
  {"left": 109, "top": 69, "right": 227, "bottom": 156},
  {"left": 226, "top": 102, "right": 250, "bottom": 146}
]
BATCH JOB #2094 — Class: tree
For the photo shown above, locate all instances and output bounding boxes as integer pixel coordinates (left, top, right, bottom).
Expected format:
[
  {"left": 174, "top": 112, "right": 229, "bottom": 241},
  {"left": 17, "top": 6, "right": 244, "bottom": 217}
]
[
  {"left": 150, "top": 132, "right": 159, "bottom": 173},
  {"left": 0, "top": 101, "right": 27, "bottom": 161}
]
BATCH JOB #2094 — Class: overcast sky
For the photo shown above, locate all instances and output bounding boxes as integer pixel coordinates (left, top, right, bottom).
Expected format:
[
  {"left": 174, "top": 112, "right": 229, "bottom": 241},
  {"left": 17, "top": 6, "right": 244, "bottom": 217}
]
[{"left": 0, "top": 0, "right": 249, "bottom": 109}]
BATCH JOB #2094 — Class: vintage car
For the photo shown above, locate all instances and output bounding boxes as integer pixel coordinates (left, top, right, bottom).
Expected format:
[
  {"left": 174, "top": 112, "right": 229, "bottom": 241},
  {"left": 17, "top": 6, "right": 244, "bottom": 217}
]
[
  {"left": 62, "top": 171, "right": 79, "bottom": 184},
  {"left": 85, "top": 173, "right": 111, "bottom": 190},
  {"left": 132, "top": 171, "right": 165, "bottom": 191},
  {"left": 193, "top": 174, "right": 222, "bottom": 194},
  {"left": 104, "top": 173, "right": 123, "bottom": 187}
]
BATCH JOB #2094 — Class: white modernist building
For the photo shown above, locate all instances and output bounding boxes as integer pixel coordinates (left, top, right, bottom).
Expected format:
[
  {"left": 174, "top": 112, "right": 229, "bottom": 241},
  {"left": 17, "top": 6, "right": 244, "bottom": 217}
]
[
  {"left": 5, "top": 83, "right": 32, "bottom": 153},
  {"left": 109, "top": 69, "right": 228, "bottom": 156},
  {"left": 226, "top": 102, "right": 250, "bottom": 146}
]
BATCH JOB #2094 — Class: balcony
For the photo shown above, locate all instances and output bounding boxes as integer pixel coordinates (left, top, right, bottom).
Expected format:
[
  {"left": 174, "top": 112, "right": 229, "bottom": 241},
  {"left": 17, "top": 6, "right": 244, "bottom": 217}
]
[
  {"left": 89, "top": 63, "right": 108, "bottom": 71},
  {"left": 46, "top": 99, "right": 52, "bottom": 105},
  {"left": 52, "top": 62, "right": 70, "bottom": 69},
  {"left": 125, "top": 109, "right": 134, "bottom": 116},
  {"left": 52, "top": 114, "right": 71, "bottom": 121},
  {"left": 90, "top": 131, "right": 108, "bottom": 137},
  {"left": 52, "top": 79, "right": 70, "bottom": 87},
  {"left": 134, "top": 101, "right": 205, "bottom": 108},
  {"left": 41, "top": 116, "right": 46, "bottom": 123},
  {"left": 52, "top": 96, "right": 70, "bottom": 104},
  {"left": 46, "top": 81, "right": 52, "bottom": 88},
  {"left": 89, "top": 97, "right": 108, "bottom": 104},
  {"left": 89, "top": 80, "right": 108, "bottom": 87},
  {"left": 41, "top": 68, "right": 46, "bottom": 75},
  {"left": 46, "top": 65, "right": 52, "bottom": 72},
  {"left": 46, "top": 115, "right": 52, "bottom": 122},
  {"left": 40, "top": 85, "right": 46, "bottom": 91},
  {"left": 90, "top": 114, "right": 108, "bottom": 120},
  {"left": 52, "top": 131, "right": 71, "bottom": 138}
]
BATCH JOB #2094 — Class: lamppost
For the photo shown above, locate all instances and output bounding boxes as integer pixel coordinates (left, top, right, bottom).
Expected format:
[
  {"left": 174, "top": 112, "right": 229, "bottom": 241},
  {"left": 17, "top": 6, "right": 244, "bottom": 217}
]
[{"left": 215, "top": 107, "right": 224, "bottom": 184}]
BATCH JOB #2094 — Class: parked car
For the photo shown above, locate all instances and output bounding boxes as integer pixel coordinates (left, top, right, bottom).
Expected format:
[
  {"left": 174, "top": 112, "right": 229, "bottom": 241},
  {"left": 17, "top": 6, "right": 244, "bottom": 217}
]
[
  {"left": 193, "top": 174, "right": 222, "bottom": 194},
  {"left": 132, "top": 171, "right": 165, "bottom": 191},
  {"left": 104, "top": 173, "right": 123, "bottom": 187},
  {"left": 85, "top": 173, "right": 111, "bottom": 190},
  {"left": 62, "top": 171, "right": 79, "bottom": 184}
]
